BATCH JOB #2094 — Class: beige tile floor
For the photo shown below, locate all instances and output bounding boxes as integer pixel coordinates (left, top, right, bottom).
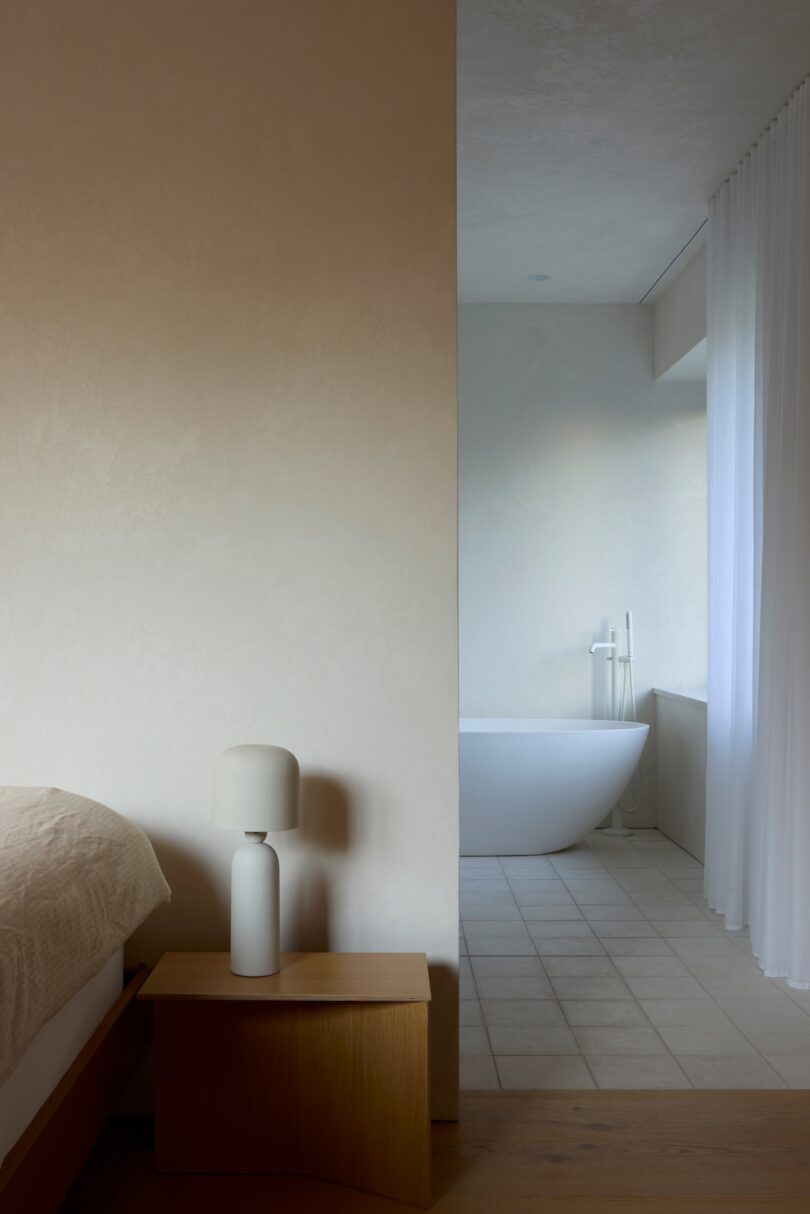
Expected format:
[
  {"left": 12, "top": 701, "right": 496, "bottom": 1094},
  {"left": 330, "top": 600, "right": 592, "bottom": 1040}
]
[{"left": 460, "top": 829, "right": 810, "bottom": 1090}]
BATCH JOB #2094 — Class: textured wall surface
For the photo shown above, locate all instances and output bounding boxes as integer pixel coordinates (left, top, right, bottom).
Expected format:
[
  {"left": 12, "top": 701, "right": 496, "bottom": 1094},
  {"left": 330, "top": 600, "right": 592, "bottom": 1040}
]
[
  {"left": 654, "top": 245, "right": 707, "bottom": 379},
  {"left": 655, "top": 692, "right": 707, "bottom": 861},
  {"left": 459, "top": 304, "right": 706, "bottom": 827},
  {"left": 0, "top": 0, "right": 459, "bottom": 1113}
]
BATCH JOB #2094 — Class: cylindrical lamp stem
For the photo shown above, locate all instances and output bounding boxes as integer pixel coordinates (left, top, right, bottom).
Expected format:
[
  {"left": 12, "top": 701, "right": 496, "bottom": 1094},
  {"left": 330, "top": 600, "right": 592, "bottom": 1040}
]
[{"left": 230, "top": 834, "right": 280, "bottom": 976}]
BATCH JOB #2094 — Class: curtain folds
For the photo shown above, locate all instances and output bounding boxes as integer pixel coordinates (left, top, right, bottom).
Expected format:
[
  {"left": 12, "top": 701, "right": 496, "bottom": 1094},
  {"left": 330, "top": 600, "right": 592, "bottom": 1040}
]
[{"left": 705, "top": 79, "right": 810, "bottom": 988}]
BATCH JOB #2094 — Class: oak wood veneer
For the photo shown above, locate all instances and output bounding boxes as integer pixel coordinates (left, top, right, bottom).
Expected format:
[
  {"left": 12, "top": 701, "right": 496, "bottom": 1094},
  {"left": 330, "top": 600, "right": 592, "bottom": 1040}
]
[
  {"left": 139, "top": 949, "right": 432, "bottom": 1002},
  {"left": 139, "top": 952, "right": 432, "bottom": 1207},
  {"left": 0, "top": 965, "right": 151, "bottom": 1214}
]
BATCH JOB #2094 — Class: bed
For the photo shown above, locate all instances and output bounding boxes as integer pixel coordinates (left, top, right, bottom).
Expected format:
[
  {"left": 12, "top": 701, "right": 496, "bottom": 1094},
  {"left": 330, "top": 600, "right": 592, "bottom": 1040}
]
[{"left": 0, "top": 786, "right": 170, "bottom": 1209}]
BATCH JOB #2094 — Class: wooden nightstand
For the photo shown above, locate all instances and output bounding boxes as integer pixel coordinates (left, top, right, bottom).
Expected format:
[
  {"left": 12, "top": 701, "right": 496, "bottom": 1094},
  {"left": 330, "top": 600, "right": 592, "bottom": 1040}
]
[{"left": 139, "top": 951, "right": 432, "bottom": 1206}]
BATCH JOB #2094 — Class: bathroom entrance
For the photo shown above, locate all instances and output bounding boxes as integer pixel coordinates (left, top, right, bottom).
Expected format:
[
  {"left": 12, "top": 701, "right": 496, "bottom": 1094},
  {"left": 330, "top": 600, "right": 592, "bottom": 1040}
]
[{"left": 456, "top": 1, "right": 810, "bottom": 1094}]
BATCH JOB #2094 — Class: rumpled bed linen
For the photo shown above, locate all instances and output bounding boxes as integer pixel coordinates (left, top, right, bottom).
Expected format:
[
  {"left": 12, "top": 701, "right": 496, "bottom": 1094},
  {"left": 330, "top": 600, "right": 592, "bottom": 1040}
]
[{"left": 0, "top": 786, "right": 169, "bottom": 1084}]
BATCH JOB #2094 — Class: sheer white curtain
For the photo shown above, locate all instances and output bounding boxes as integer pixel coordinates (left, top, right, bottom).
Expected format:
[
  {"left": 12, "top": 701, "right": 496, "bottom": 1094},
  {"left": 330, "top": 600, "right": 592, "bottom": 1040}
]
[{"left": 705, "top": 79, "right": 810, "bottom": 988}]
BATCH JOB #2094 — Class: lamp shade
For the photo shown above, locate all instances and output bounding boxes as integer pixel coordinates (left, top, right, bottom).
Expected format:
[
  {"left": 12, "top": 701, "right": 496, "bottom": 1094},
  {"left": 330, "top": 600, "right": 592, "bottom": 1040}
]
[{"left": 213, "top": 744, "right": 299, "bottom": 832}]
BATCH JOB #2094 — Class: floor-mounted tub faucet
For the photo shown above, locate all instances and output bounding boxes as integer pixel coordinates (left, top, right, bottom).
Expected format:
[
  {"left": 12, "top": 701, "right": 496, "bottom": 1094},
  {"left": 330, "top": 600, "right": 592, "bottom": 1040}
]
[
  {"left": 589, "top": 613, "right": 638, "bottom": 836},
  {"left": 589, "top": 628, "right": 618, "bottom": 719}
]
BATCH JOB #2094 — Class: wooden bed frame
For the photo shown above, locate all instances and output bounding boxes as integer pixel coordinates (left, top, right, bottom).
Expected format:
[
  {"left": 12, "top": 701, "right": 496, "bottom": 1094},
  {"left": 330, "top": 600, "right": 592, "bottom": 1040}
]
[{"left": 0, "top": 965, "right": 152, "bottom": 1214}]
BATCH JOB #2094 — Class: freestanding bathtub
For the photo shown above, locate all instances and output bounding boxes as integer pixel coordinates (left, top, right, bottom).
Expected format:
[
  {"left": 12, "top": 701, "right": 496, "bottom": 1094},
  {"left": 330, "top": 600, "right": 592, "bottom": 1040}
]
[{"left": 460, "top": 718, "right": 650, "bottom": 855}]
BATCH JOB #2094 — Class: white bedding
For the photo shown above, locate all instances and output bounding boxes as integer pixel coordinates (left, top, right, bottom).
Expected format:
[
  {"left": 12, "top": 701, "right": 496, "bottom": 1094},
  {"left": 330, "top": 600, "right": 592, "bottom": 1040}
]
[
  {"left": 0, "top": 787, "right": 170, "bottom": 1085},
  {"left": 0, "top": 947, "right": 123, "bottom": 1166}
]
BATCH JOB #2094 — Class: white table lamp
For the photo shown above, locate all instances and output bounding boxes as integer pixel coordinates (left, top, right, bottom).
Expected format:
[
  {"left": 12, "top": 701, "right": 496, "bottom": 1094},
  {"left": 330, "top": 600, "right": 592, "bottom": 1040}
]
[{"left": 213, "top": 744, "right": 299, "bottom": 976}]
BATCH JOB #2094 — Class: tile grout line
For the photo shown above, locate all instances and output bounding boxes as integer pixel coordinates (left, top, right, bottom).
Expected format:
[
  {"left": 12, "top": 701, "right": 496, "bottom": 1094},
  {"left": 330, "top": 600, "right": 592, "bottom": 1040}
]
[
  {"left": 488, "top": 855, "right": 508, "bottom": 1088},
  {"left": 461, "top": 831, "right": 806, "bottom": 1090},
  {"left": 463, "top": 937, "right": 501, "bottom": 1088},
  {"left": 515, "top": 840, "right": 678, "bottom": 1089},
  {"left": 459, "top": 865, "right": 495, "bottom": 1074},
  {"left": 566, "top": 840, "right": 692, "bottom": 1088},
  {"left": 591, "top": 835, "right": 790, "bottom": 1083},
  {"left": 603, "top": 842, "right": 766, "bottom": 1074},
  {"left": 573, "top": 839, "right": 694, "bottom": 1088},
  {"left": 529, "top": 895, "right": 602, "bottom": 1091},
  {"left": 594, "top": 844, "right": 700, "bottom": 1086}
]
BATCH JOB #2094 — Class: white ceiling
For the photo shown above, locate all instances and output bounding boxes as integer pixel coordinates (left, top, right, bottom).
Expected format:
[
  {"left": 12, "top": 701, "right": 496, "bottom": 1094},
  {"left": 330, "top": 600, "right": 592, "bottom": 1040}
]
[{"left": 458, "top": 0, "right": 810, "bottom": 303}]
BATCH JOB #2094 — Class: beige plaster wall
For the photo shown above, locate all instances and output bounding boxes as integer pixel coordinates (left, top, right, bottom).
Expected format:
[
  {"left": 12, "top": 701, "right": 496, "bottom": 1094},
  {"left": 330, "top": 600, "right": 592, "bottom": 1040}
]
[{"left": 0, "top": 0, "right": 459, "bottom": 1114}]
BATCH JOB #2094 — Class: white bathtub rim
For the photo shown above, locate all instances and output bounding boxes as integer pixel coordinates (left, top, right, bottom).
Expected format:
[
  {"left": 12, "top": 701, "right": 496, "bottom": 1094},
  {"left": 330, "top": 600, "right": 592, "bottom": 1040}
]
[{"left": 460, "top": 717, "right": 649, "bottom": 734}]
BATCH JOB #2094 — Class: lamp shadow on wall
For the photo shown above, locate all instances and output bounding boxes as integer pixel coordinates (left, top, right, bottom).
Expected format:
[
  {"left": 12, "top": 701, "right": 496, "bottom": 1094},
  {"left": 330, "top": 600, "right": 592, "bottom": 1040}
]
[
  {"left": 290, "top": 774, "right": 461, "bottom": 1127},
  {"left": 127, "top": 831, "right": 229, "bottom": 968},
  {"left": 288, "top": 773, "right": 353, "bottom": 952}
]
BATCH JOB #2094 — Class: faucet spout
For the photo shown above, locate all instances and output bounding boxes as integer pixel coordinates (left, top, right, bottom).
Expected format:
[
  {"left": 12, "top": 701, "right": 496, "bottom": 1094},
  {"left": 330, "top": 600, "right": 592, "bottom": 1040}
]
[{"left": 589, "top": 641, "right": 617, "bottom": 655}]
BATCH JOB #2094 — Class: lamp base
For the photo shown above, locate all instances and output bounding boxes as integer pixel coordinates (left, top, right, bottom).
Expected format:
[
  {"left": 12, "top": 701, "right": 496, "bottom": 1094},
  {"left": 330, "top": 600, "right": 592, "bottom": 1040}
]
[{"left": 230, "top": 832, "right": 280, "bottom": 976}]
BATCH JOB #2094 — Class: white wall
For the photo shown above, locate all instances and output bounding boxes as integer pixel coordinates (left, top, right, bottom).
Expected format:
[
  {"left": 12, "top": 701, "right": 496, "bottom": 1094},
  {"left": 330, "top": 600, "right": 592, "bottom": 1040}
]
[
  {"left": 654, "top": 245, "right": 707, "bottom": 380},
  {"left": 0, "top": 0, "right": 459, "bottom": 1115},
  {"left": 459, "top": 304, "right": 706, "bottom": 826},
  {"left": 654, "top": 690, "right": 707, "bottom": 860}
]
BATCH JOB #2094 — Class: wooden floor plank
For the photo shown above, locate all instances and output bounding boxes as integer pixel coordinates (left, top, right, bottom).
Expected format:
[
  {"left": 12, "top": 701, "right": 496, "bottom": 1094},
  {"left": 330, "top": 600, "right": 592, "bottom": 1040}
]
[{"left": 61, "top": 1091, "right": 810, "bottom": 1212}]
